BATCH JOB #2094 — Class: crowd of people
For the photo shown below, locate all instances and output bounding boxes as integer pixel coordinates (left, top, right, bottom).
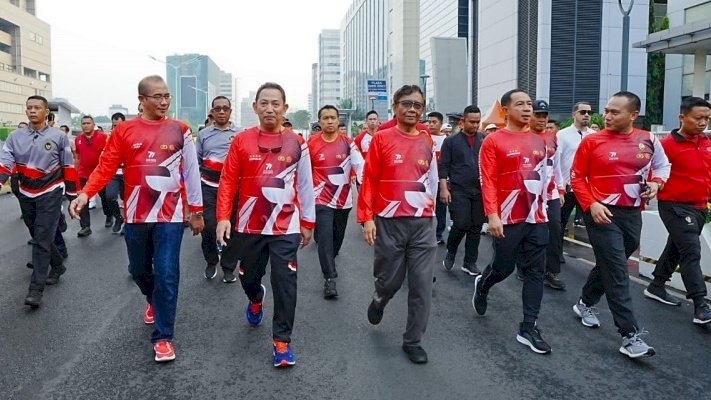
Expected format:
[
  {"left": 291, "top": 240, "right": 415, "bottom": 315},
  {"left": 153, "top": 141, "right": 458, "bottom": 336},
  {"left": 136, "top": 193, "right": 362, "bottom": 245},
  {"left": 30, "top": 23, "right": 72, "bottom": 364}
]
[{"left": 1, "top": 75, "right": 709, "bottom": 368}]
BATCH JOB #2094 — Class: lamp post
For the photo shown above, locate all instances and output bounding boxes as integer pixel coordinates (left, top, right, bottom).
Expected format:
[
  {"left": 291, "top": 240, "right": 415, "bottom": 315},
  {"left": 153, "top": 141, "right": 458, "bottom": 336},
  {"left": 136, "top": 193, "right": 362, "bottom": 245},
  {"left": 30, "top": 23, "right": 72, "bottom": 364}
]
[
  {"left": 369, "top": 95, "right": 376, "bottom": 111},
  {"left": 419, "top": 74, "right": 430, "bottom": 119},
  {"left": 618, "top": 0, "right": 635, "bottom": 91}
]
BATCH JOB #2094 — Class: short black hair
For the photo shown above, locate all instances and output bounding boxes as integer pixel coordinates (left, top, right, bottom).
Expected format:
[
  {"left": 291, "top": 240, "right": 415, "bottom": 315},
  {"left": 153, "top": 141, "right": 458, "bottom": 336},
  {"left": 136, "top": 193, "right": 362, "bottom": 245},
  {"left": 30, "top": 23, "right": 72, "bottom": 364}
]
[
  {"left": 547, "top": 119, "right": 559, "bottom": 127},
  {"left": 318, "top": 105, "right": 339, "bottom": 119},
  {"left": 612, "top": 91, "right": 641, "bottom": 112},
  {"left": 680, "top": 96, "right": 711, "bottom": 115},
  {"left": 393, "top": 85, "right": 425, "bottom": 104},
  {"left": 212, "top": 95, "right": 231, "bottom": 108},
  {"left": 572, "top": 102, "right": 591, "bottom": 113},
  {"left": 111, "top": 112, "right": 126, "bottom": 121},
  {"left": 81, "top": 115, "right": 94, "bottom": 122},
  {"left": 47, "top": 112, "right": 55, "bottom": 121},
  {"left": 501, "top": 89, "right": 528, "bottom": 107},
  {"left": 204, "top": 118, "right": 212, "bottom": 126},
  {"left": 338, "top": 122, "right": 346, "bottom": 128},
  {"left": 255, "top": 82, "right": 286, "bottom": 103},
  {"left": 26, "top": 95, "right": 48, "bottom": 108},
  {"left": 366, "top": 110, "right": 378, "bottom": 118},
  {"left": 60, "top": 124, "right": 70, "bottom": 131},
  {"left": 427, "top": 111, "right": 443, "bottom": 123},
  {"left": 462, "top": 105, "right": 481, "bottom": 117}
]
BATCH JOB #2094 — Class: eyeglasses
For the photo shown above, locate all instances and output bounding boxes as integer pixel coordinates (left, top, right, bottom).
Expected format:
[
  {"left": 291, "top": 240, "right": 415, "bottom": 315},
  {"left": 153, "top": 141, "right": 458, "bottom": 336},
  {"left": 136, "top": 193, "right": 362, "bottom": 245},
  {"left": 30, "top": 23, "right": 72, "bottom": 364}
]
[
  {"left": 141, "top": 93, "right": 172, "bottom": 101},
  {"left": 577, "top": 110, "right": 592, "bottom": 115},
  {"left": 257, "top": 131, "right": 283, "bottom": 153},
  {"left": 212, "top": 106, "right": 231, "bottom": 112},
  {"left": 397, "top": 100, "right": 424, "bottom": 111}
]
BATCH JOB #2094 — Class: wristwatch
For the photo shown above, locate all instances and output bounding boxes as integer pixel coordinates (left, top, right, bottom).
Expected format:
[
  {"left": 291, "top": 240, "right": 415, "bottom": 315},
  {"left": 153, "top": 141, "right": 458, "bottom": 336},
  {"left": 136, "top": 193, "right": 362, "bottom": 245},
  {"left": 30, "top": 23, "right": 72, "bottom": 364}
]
[{"left": 192, "top": 212, "right": 204, "bottom": 218}]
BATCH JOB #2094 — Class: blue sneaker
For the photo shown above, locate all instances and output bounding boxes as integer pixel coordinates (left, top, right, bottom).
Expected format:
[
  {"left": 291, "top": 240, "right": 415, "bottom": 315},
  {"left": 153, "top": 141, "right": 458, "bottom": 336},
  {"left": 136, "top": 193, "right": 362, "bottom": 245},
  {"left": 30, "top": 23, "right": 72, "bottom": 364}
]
[
  {"left": 246, "top": 284, "right": 266, "bottom": 326},
  {"left": 273, "top": 340, "right": 296, "bottom": 368}
]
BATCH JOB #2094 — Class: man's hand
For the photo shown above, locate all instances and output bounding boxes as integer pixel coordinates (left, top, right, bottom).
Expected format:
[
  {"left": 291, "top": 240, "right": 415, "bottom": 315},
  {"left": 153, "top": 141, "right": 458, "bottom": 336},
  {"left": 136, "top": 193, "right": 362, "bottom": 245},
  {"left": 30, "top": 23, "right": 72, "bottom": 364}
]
[
  {"left": 487, "top": 214, "right": 504, "bottom": 238},
  {"left": 189, "top": 214, "right": 204, "bottom": 235},
  {"left": 216, "top": 220, "right": 231, "bottom": 246},
  {"left": 439, "top": 186, "right": 451, "bottom": 205},
  {"left": 300, "top": 227, "right": 312, "bottom": 248},
  {"left": 69, "top": 193, "right": 89, "bottom": 219},
  {"left": 363, "top": 220, "right": 376, "bottom": 246},
  {"left": 558, "top": 190, "right": 566, "bottom": 207},
  {"left": 589, "top": 202, "right": 612, "bottom": 224},
  {"left": 641, "top": 181, "right": 660, "bottom": 202}
]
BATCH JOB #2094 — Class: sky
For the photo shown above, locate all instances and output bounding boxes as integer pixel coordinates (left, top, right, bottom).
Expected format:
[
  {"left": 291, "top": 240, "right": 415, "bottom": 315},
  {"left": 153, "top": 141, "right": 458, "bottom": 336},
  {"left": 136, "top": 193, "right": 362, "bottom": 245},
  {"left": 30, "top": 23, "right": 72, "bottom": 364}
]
[{"left": 36, "top": 0, "right": 353, "bottom": 117}]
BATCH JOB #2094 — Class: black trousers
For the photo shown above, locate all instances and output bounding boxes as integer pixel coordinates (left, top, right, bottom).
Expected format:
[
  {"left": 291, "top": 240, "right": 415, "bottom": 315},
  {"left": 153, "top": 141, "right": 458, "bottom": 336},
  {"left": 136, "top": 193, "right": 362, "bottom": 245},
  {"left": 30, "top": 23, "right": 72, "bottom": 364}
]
[
  {"left": 234, "top": 233, "right": 300, "bottom": 343},
  {"left": 652, "top": 201, "right": 708, "bottom": 301},
  {"left": 435, "top": 189, "right": 447, "bottom": 240},
  {"left": 480, "top": 223, "right": 548, "bottom": 323},
  {"left": 79, "top": 177, "right": 111, "bottom": 228},
  {"left": 446, "top": 193, "right": 484, "bottom": 265},
  {"left": 560, "top": 188, "right": 582, "bottom": 231},
  {"left": 581, "top": 206, "right": 641, "bottom": 337},
  {"left": 315, "top": 205, "right": 350, "bottom": 279},
  {"left": 373, "top": 217, "right": 436, "bottom": 345},
  {"left": 200, "top": 184, "right": 219, "bottom": 267},
  {"left": 105, "top": 175, "right": 124, "bottom": 220},
  {"left": 19, "top": 189, "right": 64, "bottom": 292},
  {"left": 546, "top": 199, "right": 562, "bottom": 274}
]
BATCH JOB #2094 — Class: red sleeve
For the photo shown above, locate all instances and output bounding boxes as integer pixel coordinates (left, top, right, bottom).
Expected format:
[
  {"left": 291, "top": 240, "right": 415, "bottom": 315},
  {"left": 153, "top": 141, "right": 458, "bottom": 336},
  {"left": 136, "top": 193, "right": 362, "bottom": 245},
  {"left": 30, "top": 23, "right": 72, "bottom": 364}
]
[
  {"left": 81, "top": 128, "right": 123, "bottom": 198},
  {"left": 356, "top": 134, "right": 381, "bottom": 223},
  {"left": 479, "top": 136, "right": 499, "bottom": 217},
  {"left": 216, "top": 135, "right": 241, "bottom": 221},
  {"left": 570, "top": 138, "right": 595, "bottom": 211},
  {"left": 354, "top": 131, "right": 363, "bottom": 151}
]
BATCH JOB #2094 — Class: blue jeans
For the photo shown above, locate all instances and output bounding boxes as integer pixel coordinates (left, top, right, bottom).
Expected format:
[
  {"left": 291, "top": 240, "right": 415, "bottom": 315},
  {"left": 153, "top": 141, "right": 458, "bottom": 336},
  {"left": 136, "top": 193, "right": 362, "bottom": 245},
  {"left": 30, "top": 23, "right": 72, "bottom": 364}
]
[{"left": 124, "top": 223, "right": 184, "bottom": 343}]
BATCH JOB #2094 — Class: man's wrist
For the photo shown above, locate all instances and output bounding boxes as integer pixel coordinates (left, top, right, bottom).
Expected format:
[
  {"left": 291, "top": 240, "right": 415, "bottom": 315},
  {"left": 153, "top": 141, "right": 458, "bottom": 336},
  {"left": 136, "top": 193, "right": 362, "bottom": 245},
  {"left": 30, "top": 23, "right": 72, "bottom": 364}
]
[{"left": 191, "top": 212, "right": 203, "bottom": 218}]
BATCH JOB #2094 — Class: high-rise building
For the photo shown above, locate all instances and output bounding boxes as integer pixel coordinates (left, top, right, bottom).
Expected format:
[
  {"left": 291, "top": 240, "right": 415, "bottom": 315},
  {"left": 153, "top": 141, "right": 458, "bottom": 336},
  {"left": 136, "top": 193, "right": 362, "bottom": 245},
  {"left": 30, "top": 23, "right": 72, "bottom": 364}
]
[
  {"left": 387, "top": 0, "right": 420, "bottom": 97},
  {"left": 165, "top": 54, "right": 221, "bottom": 128},
  {"left": 310, "top": 62, "right": 319, "bottom": 119},
  {"left": 318, "top": 30, "right": 341, "bottom": 109},
  {"left": 240, "top": 90, "right": 257, "bottom": 128},
  {"left": 0, "top": 0, "right": 52, "bottom": 126},
  {"left": 341, "top": 0, "right": 388, "bottom": 118},
  {"left": 108, "top": 104, "right": 128, "bottom": 117},
  {"left": 219, "top": 71, "right": 239, "bottom": 125}
]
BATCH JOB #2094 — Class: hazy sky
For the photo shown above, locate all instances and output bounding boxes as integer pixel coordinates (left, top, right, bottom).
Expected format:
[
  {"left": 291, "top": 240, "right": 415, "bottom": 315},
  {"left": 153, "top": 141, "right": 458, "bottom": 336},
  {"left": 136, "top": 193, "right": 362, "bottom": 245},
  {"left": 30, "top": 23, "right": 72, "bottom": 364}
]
[{"left": 36, "top": 0, "right": 353, "bottom": 116}]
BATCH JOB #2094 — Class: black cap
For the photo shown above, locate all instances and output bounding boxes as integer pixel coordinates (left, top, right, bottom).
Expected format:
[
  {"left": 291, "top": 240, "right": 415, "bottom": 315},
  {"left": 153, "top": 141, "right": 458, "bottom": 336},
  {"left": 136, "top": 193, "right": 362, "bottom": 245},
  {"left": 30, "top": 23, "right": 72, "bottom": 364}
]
[
  {"left": 532, "top": 100, "right": 549, "bottom": 113},
  {"left": 283, "top": 118, "right": 292, "bottom": 126}
]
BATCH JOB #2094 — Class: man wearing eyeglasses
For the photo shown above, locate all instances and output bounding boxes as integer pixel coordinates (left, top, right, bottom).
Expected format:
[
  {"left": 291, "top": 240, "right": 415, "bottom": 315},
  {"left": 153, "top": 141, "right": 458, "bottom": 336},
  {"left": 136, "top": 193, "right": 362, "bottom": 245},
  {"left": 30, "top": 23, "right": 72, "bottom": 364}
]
[
  {"left": 70, "top": 75, "right": 204, "bottom": 363},
  {"left": 216, "top": 82, "right": 315, "bottom": 368},
  {"left": 557, "top": 102, "right": 595, "bottom": 249},
  {"left": 195, "top": 96, "right": 238, "bottom": 281},
  {"left": 358, "top": 85, "right": 438, "bottom": 364},
  {"left": 75, "top": 115, "right": 113, "bottom": 237}
]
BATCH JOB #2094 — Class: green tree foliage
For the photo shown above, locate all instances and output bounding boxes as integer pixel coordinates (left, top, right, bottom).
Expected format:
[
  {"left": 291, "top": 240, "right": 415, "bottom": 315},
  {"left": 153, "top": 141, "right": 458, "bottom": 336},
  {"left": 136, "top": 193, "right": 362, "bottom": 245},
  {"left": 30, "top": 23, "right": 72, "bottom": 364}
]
[
  {"left": 559, "top": 114, "right": 604, "bottom": 130},
  {"left": 286, "top": 110, "right": 311, "bottom": 130},
  {"left": 645, "top": 3, "right": 669, "bottom": 129}
]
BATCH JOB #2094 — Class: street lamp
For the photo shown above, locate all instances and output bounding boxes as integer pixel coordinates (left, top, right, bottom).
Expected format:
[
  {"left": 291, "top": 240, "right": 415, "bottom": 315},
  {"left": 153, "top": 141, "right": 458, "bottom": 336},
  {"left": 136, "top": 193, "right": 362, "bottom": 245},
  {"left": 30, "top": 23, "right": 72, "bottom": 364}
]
[
  {"left": 419, "top": 74, "right": 430, "bottom": 118},
  {"left": 618, "top": 0, "right": 635, "bottom": 91},
  {"left": 369, "top": 95, "right": 376, "bottom": 110}
]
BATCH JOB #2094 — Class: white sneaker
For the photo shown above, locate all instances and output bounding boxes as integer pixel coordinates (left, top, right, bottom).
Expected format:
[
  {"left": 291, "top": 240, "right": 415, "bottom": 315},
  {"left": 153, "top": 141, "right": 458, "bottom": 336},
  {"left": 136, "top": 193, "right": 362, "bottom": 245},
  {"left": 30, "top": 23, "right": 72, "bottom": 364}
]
[
  {"left": 89, "top": 199, "right": 96, "bottom": 209},
  {"left": 481, "top": 223, "right": 489, "bottom": 235}
]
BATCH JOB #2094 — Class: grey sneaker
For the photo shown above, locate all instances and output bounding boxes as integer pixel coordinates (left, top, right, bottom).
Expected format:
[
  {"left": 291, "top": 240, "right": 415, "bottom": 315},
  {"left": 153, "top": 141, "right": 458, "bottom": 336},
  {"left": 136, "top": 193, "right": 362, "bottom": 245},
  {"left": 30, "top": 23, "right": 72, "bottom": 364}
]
[
  {"left": 461, "top": 263, "right": 480, "bottom": 276},
  {"left": 573, "top": 299, "right": 600, "bottom": 328},
  {"left": 644, "top": 285, "right": 681, "bottom": 306},
  {"left": 619, "top": 330, "right": 655, "bottom": 359},
  {"left": 442, "top": 252, "right": 455, "bottom": 271}
]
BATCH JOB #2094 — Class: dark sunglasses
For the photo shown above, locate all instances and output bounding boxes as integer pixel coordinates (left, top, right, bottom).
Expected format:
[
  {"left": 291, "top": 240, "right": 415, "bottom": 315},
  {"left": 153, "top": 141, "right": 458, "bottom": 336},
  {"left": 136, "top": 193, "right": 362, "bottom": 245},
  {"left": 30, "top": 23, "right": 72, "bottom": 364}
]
[
  {"left": 257, "top": 132, "right": 282, "bottom": 153},
  {"left": 577, "top": 110, "right": 592, "bottom": 115}
]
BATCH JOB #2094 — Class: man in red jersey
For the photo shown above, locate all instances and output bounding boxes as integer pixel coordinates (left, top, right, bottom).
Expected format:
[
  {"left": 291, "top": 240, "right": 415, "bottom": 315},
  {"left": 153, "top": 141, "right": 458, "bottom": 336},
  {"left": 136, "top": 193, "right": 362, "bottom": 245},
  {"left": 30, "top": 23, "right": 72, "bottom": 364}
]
[
  {"left": 570, "top": 91, "right": 670, "bottom": 359},
  {"left": 358, "top": 85, "right": 438, "bottom": 364},
  {"left": 426, "top": 111, "right": 448, "bottom": 245},
  {"left": 354, "top": 110, "right": 379, "bottom": 187},
  {"left": 216, "top": 82, "right": 315, "bottom": 368},
  {"left": 75, "top": 115, "right": 119, "bottom": 237},
  {"left": 70, "top": 75, "right": 205, "bottom": 363},
  {"left": 644, "top": 96, "right": 711, "bottom": 325},
  {"left": 309, "top": 105, "right": 363, "bottom": 299},
  {"left": 472, "top": 89, "right": 552, "bottom": 355}
]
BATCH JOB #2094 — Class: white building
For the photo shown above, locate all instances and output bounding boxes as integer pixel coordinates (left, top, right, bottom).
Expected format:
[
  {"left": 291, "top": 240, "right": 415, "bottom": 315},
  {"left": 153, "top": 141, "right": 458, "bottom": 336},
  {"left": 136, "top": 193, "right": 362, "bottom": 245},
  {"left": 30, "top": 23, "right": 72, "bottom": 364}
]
[
  {"left": 219, "top": 71, "right": 239, "bottom": 126},
  {"left": 239, "top": 90, "right": 257, "bottom": 128},
  {"left": 387, "top": 0, "right": 420, "bottom": 97},
  {"left": 310, "top": 62, "right": 318, "bottom": 118},
  {"left": 318, "top": 30, "right": 341, "bottom": 109},
  {"left": 108, "top": 104, "right": 128, "bottom": 117}
]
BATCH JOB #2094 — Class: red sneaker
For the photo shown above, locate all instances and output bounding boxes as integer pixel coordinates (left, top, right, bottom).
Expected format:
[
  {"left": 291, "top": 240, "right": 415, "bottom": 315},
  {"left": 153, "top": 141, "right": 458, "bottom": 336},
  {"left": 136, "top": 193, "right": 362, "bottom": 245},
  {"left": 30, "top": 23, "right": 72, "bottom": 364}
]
[
  {"left": 153, "top": 340, "right": 175, "bottom": 362},
  {"left": 143, "top": 303, "right": 154, "bottom": 325}
]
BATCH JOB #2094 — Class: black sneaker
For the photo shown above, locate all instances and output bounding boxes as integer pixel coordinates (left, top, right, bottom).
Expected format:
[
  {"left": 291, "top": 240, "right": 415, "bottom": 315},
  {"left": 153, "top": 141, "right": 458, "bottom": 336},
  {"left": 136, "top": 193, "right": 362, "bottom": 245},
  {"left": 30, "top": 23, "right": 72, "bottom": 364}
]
[
  {"left": 59, "top": 249, "right": 69, "bottom": 259},
  {"left": 104, "top": 216, "right": 114, "bottom": 228},
  {"left": 58, "top": 214, "right": 68, "bottom": 233},
  {"left": 112, "top": 217, "right": 124, "bottom": 234},
  {"left": 24, "top": 290, "right": 42, "bottom": 308},
  {"left": 26, "top": 262, "right": 34, "bottom": 269},
  {"left": 27, "top": 239, "right": 37, "bottom": 245},
  {"left": 77, "top": 227, "right": 92, "bottom": 237},
  {"left": 402, "top": 344, "right": 428, "bottom": 364},
  {"left": 324, "top": 279, "right": 338, "bottom": 299},
  {"left": 515, "top": 269, "right": 524, "bottom": 281},
  {"left": 367, "top": 299, "right": 384, "bottom": 325},
  {"left": 442, "top": 252, "right": 455, "bottom": 271},
  {"left": 45, "top": 265, "right": 67, "bottom": 285},
  {"left": 693, "top": 303, "right": 711, "bottom": 325},
  {"left": 516, "top": 323, "right": 551, "bottom": 354},
  {"left": 436, "top": 238, "right": 445, "bottom": 245},
  {"left": 204, "top": 264, "right": 217, "bottom": 280},
  {"left": 222, "top": 268, "right": 237, "bottom": 283},
  {"left": 461, "top": 263, "right": 481, "bottom": 276},
  {"left": 643, "top": 285, "right": 682, "bottom": 306},
  {"left": 472, "top": 275, "right": 488, "bottom": 315},
  {"left": 543, "top": 272, "right": 566, "bottom": 290}
]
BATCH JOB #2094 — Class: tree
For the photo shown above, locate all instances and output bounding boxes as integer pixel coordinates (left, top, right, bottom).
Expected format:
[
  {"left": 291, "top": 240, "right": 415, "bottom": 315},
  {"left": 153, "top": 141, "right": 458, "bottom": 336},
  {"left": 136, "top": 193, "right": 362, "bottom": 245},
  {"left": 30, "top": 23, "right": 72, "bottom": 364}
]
[
  {"left": 338, "top": 98, "right": 353, "bottom": 110},
  {"left": 645, "top": 3, "right": 669, "bottom": 129},
  {"left": 286, "top": 110, "right": 311, "bottom": 130}
]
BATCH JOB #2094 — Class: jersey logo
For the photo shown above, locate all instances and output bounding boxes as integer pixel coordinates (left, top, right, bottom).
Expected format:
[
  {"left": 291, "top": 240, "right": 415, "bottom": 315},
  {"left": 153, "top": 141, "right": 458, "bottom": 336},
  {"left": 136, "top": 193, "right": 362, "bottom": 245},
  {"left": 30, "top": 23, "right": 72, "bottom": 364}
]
[
  {"left": 318, "top": 153, "right": 326, "bottom": 161},
  {"left": 523, "top": 157, "right": 530, "bottom": 165},
  {"left": 44, "top": 142, "right": 52, "bottom": 151},
  {"left": 265, "top": 163, "right": 273, "bottom": 170},
  {"left": 609, "top": 152, "right": 618, "bottom": 160},
  {"left": 394, "top": 154, "right": 403, "bottom": 164}
]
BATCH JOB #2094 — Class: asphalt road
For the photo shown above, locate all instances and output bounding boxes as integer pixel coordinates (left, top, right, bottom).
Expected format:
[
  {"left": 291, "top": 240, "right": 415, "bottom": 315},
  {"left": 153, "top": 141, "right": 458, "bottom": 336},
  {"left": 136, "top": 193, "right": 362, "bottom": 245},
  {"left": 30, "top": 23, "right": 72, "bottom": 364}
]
[{"left": 0, "top": 194, "right": 709, "bottom": 400}]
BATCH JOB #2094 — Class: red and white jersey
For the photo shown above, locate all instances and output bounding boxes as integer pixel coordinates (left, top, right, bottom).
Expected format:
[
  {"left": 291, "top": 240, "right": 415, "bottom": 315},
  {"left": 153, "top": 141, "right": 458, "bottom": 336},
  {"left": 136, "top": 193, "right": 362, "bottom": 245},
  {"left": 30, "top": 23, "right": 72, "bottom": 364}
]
[
  {"left": 81, "top": 117, "right": 203, "bottom": 223},
  {"left": 571, "top": 129, "right": 670, "bottom": 211},
  {"left": 533, "top": 130, "right": 564, "bottom": 201},
  {"left": 354, "top": 130, "right": 374, "bottom": 157},
  {"left": 479, "top": 129, "right": 549, "bottom": 225},
  {"left": 216, "top": 127, "right": 316, "bottom": 235},
  {"left": 308, "top": 133, "right": 364, "bottom": 209},
  {"left": 357, "top": 127, "right": 438, "bottom": 222},
  {"left": 431, "top": 134, "right": 446, "bottom": 160}
]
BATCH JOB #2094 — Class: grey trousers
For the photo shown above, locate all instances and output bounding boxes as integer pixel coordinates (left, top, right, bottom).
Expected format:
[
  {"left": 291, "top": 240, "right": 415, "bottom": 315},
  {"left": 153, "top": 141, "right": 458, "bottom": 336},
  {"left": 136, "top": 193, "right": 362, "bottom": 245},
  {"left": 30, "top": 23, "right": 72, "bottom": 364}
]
[{"left": 373, "top": 216, "right": 436, "bottom": 345}]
